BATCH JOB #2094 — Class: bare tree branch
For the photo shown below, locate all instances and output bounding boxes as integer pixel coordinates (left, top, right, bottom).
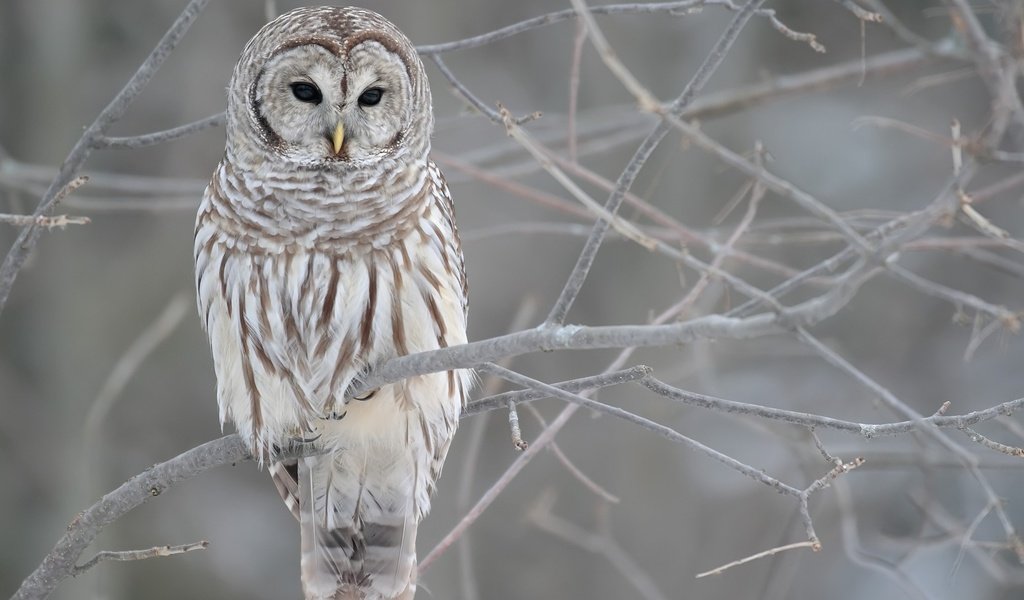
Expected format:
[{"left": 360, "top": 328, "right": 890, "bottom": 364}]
[
  {"left": 544, "top": 0, "right": 768, "bottom": 326},
  {"left": 11, "top": 435, "right": 247, "bottom": 600},
  {"left": 8, "top": 1, "right": 1024, "bottom": 597},
  {"left": 73, "top": 541, "right": 209, "bottom": 575},
  {"left": 0, "top": 0, "right": 211, "bottom": 316},
  {"left": 94, "top": 113, "right": 226, "bottom": 149}
]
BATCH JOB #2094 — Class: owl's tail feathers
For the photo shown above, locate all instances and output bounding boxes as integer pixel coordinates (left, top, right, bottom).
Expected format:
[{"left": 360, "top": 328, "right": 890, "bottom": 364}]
[
  {"left": 296, "top": 457, "right": 418, "bottom": 600},
  {"left": 270, "top": 459, "right": 301, "bottom": 520}
]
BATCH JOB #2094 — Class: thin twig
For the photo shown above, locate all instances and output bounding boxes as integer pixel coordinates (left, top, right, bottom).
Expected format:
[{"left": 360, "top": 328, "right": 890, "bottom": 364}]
[
  {"left": 797, "top": 327, "right": 1024, "bottom": 563},
  {"left": 457, "top": 297, "right": 539, "bottom": 600},
  {"left": 82, "top": 294, "right": 191, "bottom": 439},
  {"left": 420, "top": 295, "right": 706, "bottom": 573},
  {"left": 695, "top": 541, "right": 819, "bottom": 578},
  {"left": 80, "top": 293, "right": 192, "bottom": 504},
  {"left": 834, "top": 478, "right": 933, "bottom": 600},
  {"left": 416, "top": 1, "right": 812, "bottom": 55},
  {"left": 497, "top": 104, "right": 658, "bottom": 249},
  {"left": 506, "top": 399, "right": 528, "bottom": 451},
  {"left": 886, "top": 263, "right": 1019, "bottom": 331},
  {"left": 0, "top": 214, "right": 89, "bottom": 229},
  {"left": 569, "top": 0, "right": 661, "bottom": 112},
  {"left": 11, "top": 435, "right": 248, "bottom": 600},
  {"left": 960, "top": 427, "right": 1024, "bottom": 458},
  {"left": 477, "top": 363, "right": 802, "bottom": 496},
  {"left": 0, "top": 0, "right": 211, "bottom": 317},
  {"left": 94, "top": 113, "right": 225, "bottom": 149},
  {"left": 834, "top": 0, "right": 883, "bottom": 22},
  {"left": 463, "top": 366, "right": 653, "bottom": 417},
  {"left": 943, "top": 0, "right": 1024, "bottom": 148},
  {"left": 641, "top": 376, "right": 1024, "bottom": 438},
  {"left": 544, "top": 0, "right": 768, "bottom": 325},
  {"left": 521, "top": 404, "right": 621, "bottom": 504},
  {"left": 74, "top": 541, "right": 209, "bottom": 575},
  {"left": 567, "top": 20, "right": 587, "bottom": 162},
  {"left": 529, "top": 493, "right": 667, "bottom": 600}
]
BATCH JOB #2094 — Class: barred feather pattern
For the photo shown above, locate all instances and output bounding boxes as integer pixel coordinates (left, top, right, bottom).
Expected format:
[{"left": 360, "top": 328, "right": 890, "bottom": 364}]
[{"left": 195, "top": 155, "right": 469, "bottom": 599}]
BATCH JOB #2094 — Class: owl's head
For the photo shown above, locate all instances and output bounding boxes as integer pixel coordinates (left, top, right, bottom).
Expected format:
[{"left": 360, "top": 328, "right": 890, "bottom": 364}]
[{"left": 226, "top": 7, "right": 432, "bottom": 168}]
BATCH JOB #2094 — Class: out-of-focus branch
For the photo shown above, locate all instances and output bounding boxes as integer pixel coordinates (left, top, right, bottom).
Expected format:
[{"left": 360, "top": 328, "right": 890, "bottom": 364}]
[
  {"left": 0, "top": 0, "right": 211, "bottom": 316},
  {"left": 0, "top": 213, "right": 89, "bottom": 229},
  {"left": 8, "top": 0, "right": 1024, "bottom": 596},
  {"left": 0, "top": 47, "right": 949, "bottom": 216},
  {"left": 415, "top": 1, "right": 818, "bottom": 55},
  {"left": 529, "top": 493, "right": 667, "bottom": 600},
  {"left": 943, "top": 0, "right": 1024, "bottom": 148},
  {"left": 543, "top": 0, "right": 767, "bottom": 326}
]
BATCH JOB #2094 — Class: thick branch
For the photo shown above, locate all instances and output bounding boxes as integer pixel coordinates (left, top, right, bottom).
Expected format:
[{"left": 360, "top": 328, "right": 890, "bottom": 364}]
[
  {"left": 15, "top": 373, "right": 1023, "bottom": 599},
  {"left": 351, "top": 314, "right": 780, "bottom": 398}
]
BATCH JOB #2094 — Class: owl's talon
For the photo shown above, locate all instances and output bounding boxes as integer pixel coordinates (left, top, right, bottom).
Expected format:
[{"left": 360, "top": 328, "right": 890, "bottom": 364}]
[
  {"left": 354, "top": 388, "right": 378, "bottom": 401},
  {"left": 287, "top": 433, "right": 322, "bottom": 447}
]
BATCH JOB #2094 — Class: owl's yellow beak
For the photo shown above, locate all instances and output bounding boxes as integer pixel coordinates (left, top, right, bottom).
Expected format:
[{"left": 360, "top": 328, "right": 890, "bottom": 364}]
[{"left": 331, "top": 122, "right": 345, "bottom": 155}]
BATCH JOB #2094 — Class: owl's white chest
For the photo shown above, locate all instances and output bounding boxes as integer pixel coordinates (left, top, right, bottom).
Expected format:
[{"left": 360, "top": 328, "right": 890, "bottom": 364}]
[{"left": 195, "top": 196, "right": 469, "bottom": 460}]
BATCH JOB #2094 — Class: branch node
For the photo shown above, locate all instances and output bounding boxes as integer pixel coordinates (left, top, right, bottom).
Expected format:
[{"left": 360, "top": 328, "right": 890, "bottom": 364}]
[{"left": 836, "top": 0, "right": 882, "bottom": 23}]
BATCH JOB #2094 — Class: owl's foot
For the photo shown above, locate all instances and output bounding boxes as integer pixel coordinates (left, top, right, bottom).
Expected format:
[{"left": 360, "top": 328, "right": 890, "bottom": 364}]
[{"left": 274, "top": 433, "right": 322, "bottom": 457}]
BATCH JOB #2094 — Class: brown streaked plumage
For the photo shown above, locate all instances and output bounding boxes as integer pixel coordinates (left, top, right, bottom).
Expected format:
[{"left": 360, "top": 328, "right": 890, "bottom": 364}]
[{"left": 194, "top": 7, "right": 470, "bottom": 599}]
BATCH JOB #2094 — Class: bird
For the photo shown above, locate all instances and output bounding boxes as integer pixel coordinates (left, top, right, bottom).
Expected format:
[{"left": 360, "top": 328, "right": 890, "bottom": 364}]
[{"left": 193, "top": 7, "right": 470, "bottom": 599}]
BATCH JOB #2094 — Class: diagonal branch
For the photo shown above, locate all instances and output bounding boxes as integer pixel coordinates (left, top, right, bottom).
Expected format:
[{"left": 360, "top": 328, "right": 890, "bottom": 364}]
[
  {"left": 544, "top": 0, "right": 768, "bottom": 325},
  {"left": 10, "top": 435, "right": 247, "bottom": 600},
  {"left": 0, "top": 0, "right": 211, "bottom": 316}
]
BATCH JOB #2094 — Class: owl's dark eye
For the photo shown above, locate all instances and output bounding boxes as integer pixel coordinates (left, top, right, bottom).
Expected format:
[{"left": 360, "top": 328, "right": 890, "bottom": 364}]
[
  {"left": 290, "top": 82, "right": 322, "bottom": 104},
  {"left": 358, "top": 87, "right": 384, "bottom": 107}
]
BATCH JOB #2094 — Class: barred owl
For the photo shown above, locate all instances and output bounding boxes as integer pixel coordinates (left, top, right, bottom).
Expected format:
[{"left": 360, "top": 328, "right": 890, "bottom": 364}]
[{"left": 193, "top": 7, "right": 470, "bottom": 599}]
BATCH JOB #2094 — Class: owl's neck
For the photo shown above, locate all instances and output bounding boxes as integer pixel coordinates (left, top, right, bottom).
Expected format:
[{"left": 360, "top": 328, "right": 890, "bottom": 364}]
[{"left": 203, "top": 154, "right": 432, "bottom": 255}]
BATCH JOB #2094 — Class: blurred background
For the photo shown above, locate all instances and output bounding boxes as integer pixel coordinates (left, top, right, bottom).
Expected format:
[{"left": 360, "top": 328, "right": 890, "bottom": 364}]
[{"left": 2, "top": 1, "right": 1024, "bottom": 598}]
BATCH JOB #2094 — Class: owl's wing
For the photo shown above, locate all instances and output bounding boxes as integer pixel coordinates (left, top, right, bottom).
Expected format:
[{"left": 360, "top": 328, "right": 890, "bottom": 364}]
[{"left": 427, "top": 160, "right": 468, "bottom": 318}]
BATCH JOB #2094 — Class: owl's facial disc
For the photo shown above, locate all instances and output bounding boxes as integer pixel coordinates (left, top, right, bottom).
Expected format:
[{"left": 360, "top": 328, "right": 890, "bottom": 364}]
[{"left": 250, "top": 39, "right": 414, "bottom": 165}]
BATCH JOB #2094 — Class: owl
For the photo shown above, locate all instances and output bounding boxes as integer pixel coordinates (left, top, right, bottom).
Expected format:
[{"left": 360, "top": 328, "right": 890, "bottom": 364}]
[{"left": 193, "top": 7, "right": 470, "bottom": 600}]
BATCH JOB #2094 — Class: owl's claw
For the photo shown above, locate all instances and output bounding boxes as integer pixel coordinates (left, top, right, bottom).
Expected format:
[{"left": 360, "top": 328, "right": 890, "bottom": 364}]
[
  {"left": 353, "top": 388, "right": 378, "bottom": 401},
  {"left": 285, "top": 433, "right": 322, "bottom": 447}
]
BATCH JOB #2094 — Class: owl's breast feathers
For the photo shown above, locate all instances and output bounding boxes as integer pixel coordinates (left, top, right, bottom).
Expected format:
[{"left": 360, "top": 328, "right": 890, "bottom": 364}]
[{"left": 194, "top": 158, "right": 469, "bottom": 461}]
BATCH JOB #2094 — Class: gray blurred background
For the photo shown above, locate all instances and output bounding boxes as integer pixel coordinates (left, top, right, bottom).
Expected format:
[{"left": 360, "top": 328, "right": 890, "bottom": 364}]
[{"left": 2, "top": 1, "right": 1024, "bottom": 599}]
